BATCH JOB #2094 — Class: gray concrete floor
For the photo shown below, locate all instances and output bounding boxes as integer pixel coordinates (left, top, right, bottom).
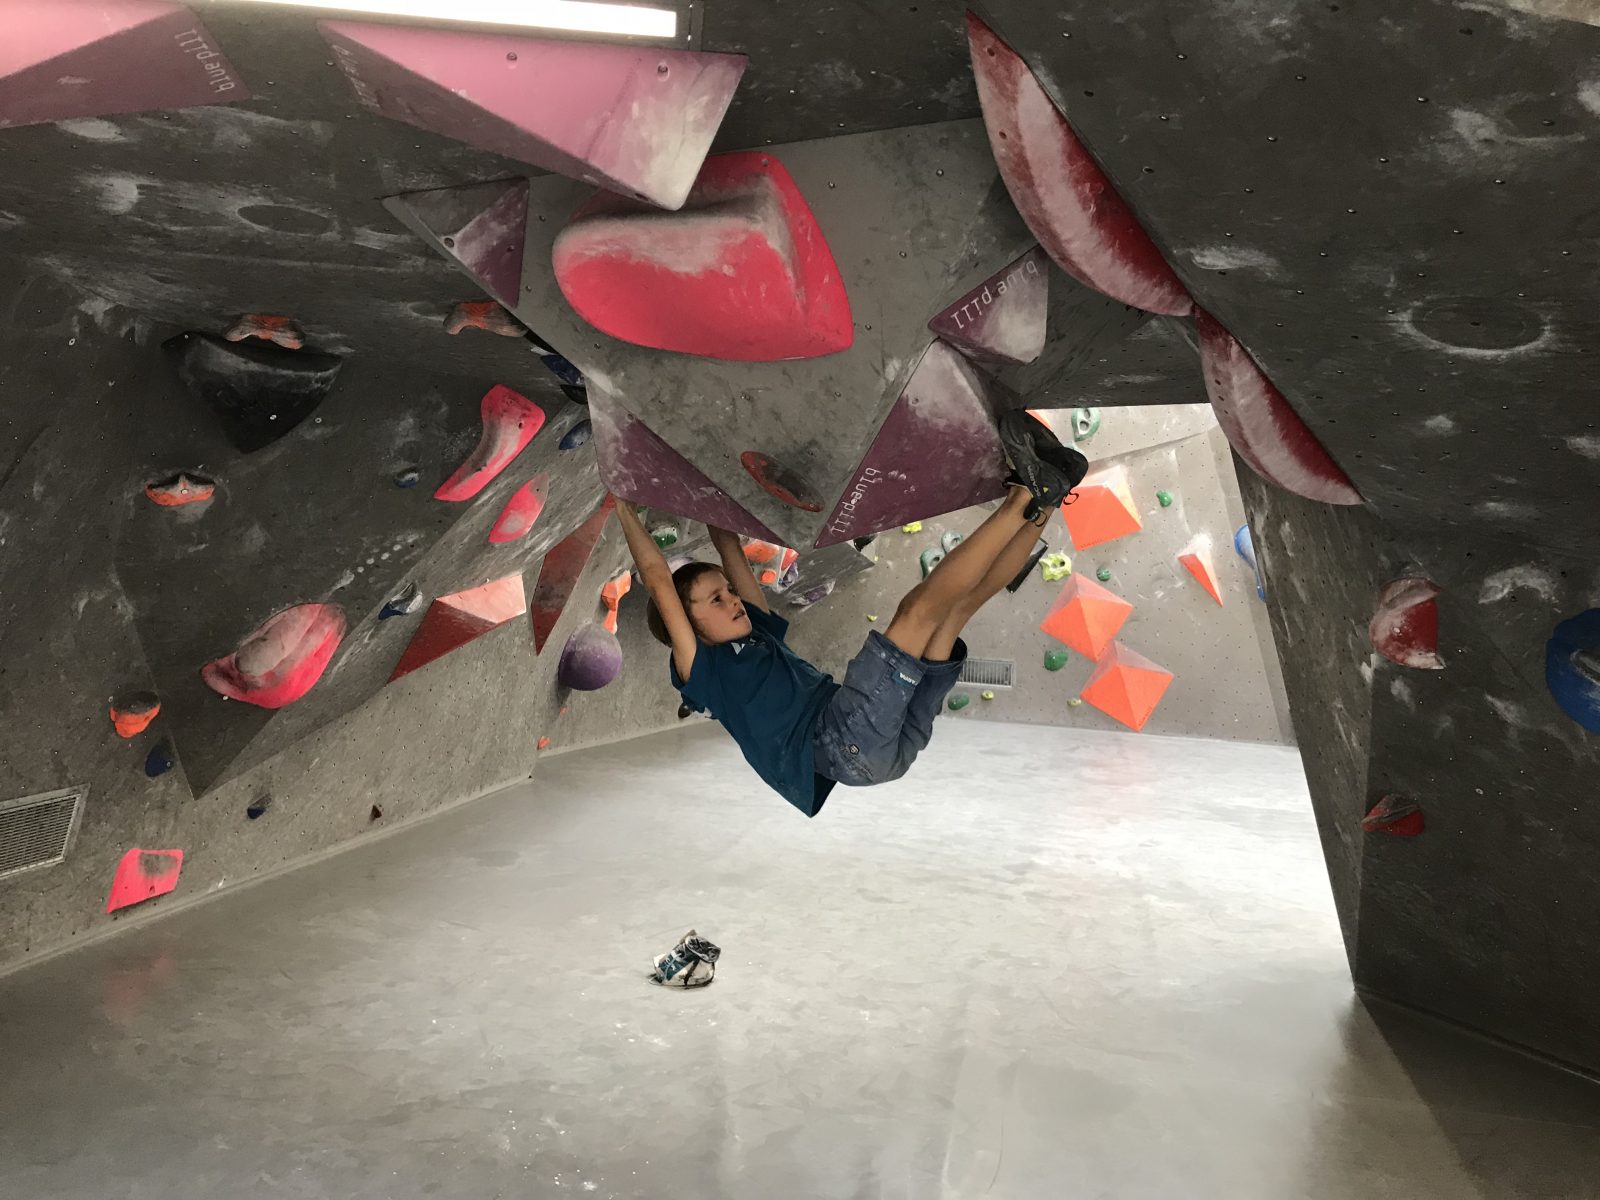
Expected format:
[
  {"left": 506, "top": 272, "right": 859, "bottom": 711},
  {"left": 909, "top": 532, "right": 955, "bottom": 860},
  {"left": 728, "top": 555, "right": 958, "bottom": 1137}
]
[{"left": 4, "top": 721, "right": 1600, "bottom": 1199}]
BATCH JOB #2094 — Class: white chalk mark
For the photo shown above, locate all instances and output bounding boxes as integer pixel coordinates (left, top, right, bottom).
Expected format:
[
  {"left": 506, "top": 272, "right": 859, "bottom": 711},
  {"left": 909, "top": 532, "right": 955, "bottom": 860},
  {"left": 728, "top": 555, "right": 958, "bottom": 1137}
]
[
  {"left": 1479, "top": 565, "right": 1556, "bottom": 604},
  {"left": 1392, "top": 303, "right": 1555, "bottom": 361}
]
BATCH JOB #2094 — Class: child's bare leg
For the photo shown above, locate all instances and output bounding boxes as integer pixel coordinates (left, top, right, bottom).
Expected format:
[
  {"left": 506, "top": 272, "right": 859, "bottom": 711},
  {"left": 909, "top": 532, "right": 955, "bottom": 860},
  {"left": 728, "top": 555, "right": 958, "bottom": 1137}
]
[
  {"left": 922, "top": 518, "right": 1048, "bottom": 662},
  {"left": 883, "top": 486, "right": 1038, "bottom": 659}
]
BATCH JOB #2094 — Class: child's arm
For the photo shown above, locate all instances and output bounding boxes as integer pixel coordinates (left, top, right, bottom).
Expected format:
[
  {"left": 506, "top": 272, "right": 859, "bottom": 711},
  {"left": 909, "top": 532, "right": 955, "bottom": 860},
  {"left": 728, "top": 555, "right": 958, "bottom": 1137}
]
[
  {"left": 708, "top": 527, "right": 772, "bottom": 615},
  {"left": 614, "top": 498, "right": 699, "bottom": 680}
]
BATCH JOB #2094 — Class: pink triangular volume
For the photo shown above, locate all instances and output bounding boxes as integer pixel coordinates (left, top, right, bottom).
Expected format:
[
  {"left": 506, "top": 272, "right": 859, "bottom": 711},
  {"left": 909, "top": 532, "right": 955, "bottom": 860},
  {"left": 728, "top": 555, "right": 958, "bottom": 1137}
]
[
  {"left": 384, "top": 179, "right": 528, "bottom": 308},
  {"left": 320, "top": 20, "right": 745, "bottom": 210},
  {"left": 929, "top": 246, "right": 1049, "bottom": 365},
  {"left": 0, "top": 1, "right": 248, "bottom": 129},
  {"left": 106, "top": 848, "right": 183, "bottom": 913}
]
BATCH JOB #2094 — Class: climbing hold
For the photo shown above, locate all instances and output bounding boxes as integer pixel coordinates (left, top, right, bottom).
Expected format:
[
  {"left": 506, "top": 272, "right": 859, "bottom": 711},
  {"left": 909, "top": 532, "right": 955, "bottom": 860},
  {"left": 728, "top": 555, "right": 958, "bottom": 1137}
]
[
  {"left": 1178, "top": 538, "right": 1225, "bottom": 606},
  {"left": 384, "top": 178, "right": 529, "bottom": 307},
  {"left": 1062, "top": 465, "right": 1142, "bottom": 551},
  {"left": 1234, "top": 524, "right": 1266, "bottom": 601},
  {"left": 531, "top": 500, "right": 617, "bottom": 653},
  {"left": 537, "top": 736, "right": 552, "bottom": 750},
  {"left": 435, "top": 385, "right": 547, "bottom": 501},
  {"left": 110, "top": 691, "right": 160, "bottom": 738},
  {"left": 394, "top": 467, "right": 421, "bottom": 488},
  {"left": 1363, "top": 795, "right": 1425, "bottom": 837},
  {"left": 202, "top": 603, "right": 347, "bottom": 708},
  {"left": 902, "top": 522, "right": 924, "bottom": 534},
  {"left": 391, "top": 576, "right": 527, "bottom": 681},
  {"left": 1079, "top": 643, "right": 1173, "bottom": 732},
  {"left": 941, "top": 530, "right": 965, "bottom": 554},
  {"left": 443, "top": 300, "right": 522, "bottom": 337},
  {"left": 1070, "top": 407, "right": 1101, "bottom": 442},
  {"left": 740, "top": 450, "right": 824, "bottom": 512},
  {"left": 144, "top": 472, "right": 216, "bottom": 508},
  {"left": 928, "top": 245, "right": 1050, "bottom": 365},
  {"left": 488, "top": 475, "right": 549, "bottom": 544},
  {"left": 601, "top": 570, "right": 633, "bottom": 635},
  {"left": 558, "top": 622, "right": 624, "bottom": 691},
  {"left": 225, "top": 315, "right": 304, "bottom": 350},
  {"left": 105, "top": 848, "right": 183, "bottom": 914},
  {"left": 649, "top": 929, "right": 721, "bottom": 988},
  {"left": 553, "top": 151, "right": 852, "bottom": 359},
  {"left": 651, "top": 524, "right": 680, "bottom": 549},
  {"left": 921, "top": 548, "right": 945, "bottom": 578},
  {"left": 164, "top": 332, "right": 343, "bottom": 454},
  {"left": 1095, "top": 567, "right": 1112, "bottom": 583},
  {"left": 789, "top": 579, "right": 836, "bottom": 610},
  {"left": 560, "top": 419, "right": 593, "bottom": 451},
  {"left": 1044, "top": 648, "right": 1069, "bottom": 672},
  {"left": 143, "top": 742, "right": 174, "bottom": 778},
  {"left": 1156, "top": 490, "right": 1174, "bottom": 508},
  {"left": 1067, "top": 698, "right": 1083, "bottom": 708},
  {"left": 1196, "top": 310, "right": 1362, "bottom": 506},
  {"left": 1370, "top": 578, "right": 1444, "bottom": 669},
  {"left": 966, "top": 13, "right": 1193, "bottom": 316},
  {"left": 246, "top": 794, "right": 273, "bottom": 820},
  {"left": 867, "top": 614, "right": 878, "bottom": 622},
  {"left": 948, "top": 694, "right": 971, "bottom": 711},
  {"left": 1007, "top": 539, "right": 1051, "bottom": 593},
  {"left": 1041, "top": 574, "right": 1132, "bottom": 660},
  {"left": 981, "top": 690, "right": 996, "bottom": 701},
  {"left": 380, "top": 583, "right": 423, "bottom": 621},
  {"left": 369, "top": 805, "right": 383, "bottom": 821},
  {"left": 1040, "top": 552, "right": 1072, "bottom": 583},
  {"left": 743, "top": 540, "right": 799, "bottom": 580},
  {"left": 1546, "top": 610, "right": 1600, "bottom": 731}
]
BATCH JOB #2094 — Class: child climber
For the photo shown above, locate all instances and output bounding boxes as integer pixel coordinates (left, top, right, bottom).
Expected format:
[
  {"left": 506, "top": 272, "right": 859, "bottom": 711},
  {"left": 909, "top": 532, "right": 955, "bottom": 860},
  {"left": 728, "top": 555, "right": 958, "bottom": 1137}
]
[{"left": 614, "top": 411, "right": 1087, "bottom": 818}]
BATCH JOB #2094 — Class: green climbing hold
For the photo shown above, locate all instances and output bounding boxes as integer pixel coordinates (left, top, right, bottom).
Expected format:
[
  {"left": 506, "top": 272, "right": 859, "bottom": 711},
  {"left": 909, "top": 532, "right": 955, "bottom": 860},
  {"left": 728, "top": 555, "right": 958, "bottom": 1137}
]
[
  {"left": 948, "top": 693, "right": 970, "bottom": 711},
  {"left": 1070, "top": 407, "right": 1101, "bottom": 441},
  {"left": 981, "top": 690, "right": 995, "bottom": 701},
  {"left": 920, "top": 547, "right": 944, "bottom": 578},
  {"left": 651, "top": 524, "right": 679, "bottom": 549},
  {"left": 1157, "top": 491, "right": 1174, "bottom": 508},
  {"left": 941, "top": 530, "right": 964, "bottom": 554},
  {"left": 1044, "top": 649, "right": 1069, "bottom": 672},
  {"left": 1040, "top": 552, "right": 1072, "bottom": 582},
  {"left": 1096, "top": 566, "right": 1113, "bottom": 582}
]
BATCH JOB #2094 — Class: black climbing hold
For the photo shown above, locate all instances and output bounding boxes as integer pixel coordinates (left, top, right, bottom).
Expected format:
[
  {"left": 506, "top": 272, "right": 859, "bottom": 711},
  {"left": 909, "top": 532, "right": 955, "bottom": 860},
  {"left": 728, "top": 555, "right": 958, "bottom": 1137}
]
[
  {"left": 369, "top": 804, "right": 383, "bottom": 821},
  {"left": 560, "top": 419, "right": 593, "bottom": 450},
  {"left": 144, "top": 741, "right": 174, "bottom": 778},
  {"left": 163, "top": 331, "right": 342, "bottom": 454},
  {"left": 677, "top": 702, "right": 694, "bottom": 720},
  {"left": 246, "top": 794, "right": 273, "bottom": 820}
]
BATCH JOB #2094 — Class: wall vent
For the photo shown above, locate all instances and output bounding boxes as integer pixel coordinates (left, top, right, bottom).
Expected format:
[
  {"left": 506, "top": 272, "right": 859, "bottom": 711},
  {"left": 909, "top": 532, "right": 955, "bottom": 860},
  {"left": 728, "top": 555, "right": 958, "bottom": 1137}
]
[
  {"left": 958, "top": 657, "right": 1015, "bottom": 688},
  {"left": 0, "top": 786, "right": 86, "bottom": 882}
]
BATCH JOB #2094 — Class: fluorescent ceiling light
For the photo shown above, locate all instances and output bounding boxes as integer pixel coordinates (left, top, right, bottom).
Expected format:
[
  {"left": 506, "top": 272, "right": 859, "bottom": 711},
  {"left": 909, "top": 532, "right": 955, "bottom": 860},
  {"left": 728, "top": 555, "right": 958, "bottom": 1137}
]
[{"left": 222, "top": 0, "right": 678, "bottom": 39}]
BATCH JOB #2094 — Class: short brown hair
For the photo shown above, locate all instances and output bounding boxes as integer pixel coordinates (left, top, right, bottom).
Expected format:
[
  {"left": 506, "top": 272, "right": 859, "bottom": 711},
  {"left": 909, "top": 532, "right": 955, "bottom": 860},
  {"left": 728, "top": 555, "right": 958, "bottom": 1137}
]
[{"left": 645, "top": 561, "right": 724, "bottom": 646}]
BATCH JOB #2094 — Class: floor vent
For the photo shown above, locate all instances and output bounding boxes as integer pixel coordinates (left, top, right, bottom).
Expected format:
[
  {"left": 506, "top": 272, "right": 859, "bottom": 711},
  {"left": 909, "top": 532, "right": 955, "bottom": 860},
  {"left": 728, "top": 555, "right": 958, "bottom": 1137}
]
[
  {"left": 0, "top": 787, "right": 86, "bottom": 882},
  {"left": 959, "top": 657, "right": 1015, "bottom": 688}
]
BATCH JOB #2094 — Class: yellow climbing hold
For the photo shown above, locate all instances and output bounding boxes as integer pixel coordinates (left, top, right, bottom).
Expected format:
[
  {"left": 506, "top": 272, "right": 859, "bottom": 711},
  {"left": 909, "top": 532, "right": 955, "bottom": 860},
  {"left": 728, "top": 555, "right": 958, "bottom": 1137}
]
[
  {"left": 981, "top": 690, "right": 996, "bottom": 701},
  {"left": 867, "top": 614, "right": 878, "bottom": 622},
  {"left": 901, "top": 521, "right": 923, "bottom": 534}
]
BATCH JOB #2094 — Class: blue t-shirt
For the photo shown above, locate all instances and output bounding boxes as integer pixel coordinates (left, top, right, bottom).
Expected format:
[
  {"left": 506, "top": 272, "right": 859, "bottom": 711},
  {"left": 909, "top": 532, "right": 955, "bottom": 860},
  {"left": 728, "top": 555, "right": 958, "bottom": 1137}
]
[{"left": 670, "top": 606, "right": 840, "bottom": 817}]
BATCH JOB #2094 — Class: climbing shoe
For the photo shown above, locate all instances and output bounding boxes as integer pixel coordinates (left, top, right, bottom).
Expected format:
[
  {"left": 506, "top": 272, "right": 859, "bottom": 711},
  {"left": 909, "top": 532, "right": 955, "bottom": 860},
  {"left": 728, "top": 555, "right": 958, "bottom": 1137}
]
[{"left": 998, "top": 410, "right": 1089, "bottom": 520}]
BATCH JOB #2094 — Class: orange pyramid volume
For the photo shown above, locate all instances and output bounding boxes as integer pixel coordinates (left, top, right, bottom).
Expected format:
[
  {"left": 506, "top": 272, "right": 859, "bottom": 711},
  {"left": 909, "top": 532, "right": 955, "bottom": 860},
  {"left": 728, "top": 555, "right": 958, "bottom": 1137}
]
[
  {"left": 1040, "top": 575, "right": 1132, "bottom": 660},
  {"left": 1079, "top": 643, "right": 1173, "bottom": 732}
]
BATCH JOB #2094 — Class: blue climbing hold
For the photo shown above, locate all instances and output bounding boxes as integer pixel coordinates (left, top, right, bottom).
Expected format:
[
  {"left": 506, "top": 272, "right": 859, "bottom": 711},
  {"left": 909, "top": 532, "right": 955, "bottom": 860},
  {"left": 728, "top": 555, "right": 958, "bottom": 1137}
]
[
  {"left": 246, "top": 794, "right": 273, "bottom": 820},
  {"left": 560, "top": 419, "right": 593, "bottom": 450},
  {"left": 394, "top": 467, "right": 421, "bottom": 488},
  {"left": 144, "top": 742, "right": 174, "bottom": 778},
  {"left": 1546, "top": 610, "right": 1600, "bottom": 732},
  {"left": 1234, "top": 523, "right": 1266, "bottom": 601},
  {"left": 541, "top": 352, "right": 584, "bottom": 387}
]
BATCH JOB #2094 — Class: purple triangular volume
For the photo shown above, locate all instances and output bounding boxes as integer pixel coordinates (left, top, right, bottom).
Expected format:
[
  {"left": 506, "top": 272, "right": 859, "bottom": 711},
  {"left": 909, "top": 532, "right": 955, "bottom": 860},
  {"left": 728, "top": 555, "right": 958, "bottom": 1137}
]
[
  {"left": 382, "top": 179, "right": 528, "bottom": 308},
  {"left": 815, "top": 340, "right": 1008, "bottom": 548},
  {"left": 589, "top": 388, "right": 785, "bottom": 545},
  {"left": 928, "top": 246, "right": 1049, "bottom": 366},
  {"left": 321, "top": 20, "right": 746, "bottom": 211},
  {"left": 0, "top": 1, "right": 248, "bottom": 129}
]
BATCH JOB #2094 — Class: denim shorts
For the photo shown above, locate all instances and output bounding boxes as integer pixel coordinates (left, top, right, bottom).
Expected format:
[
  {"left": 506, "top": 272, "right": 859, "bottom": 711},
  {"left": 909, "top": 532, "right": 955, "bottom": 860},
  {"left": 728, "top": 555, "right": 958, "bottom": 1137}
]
[{"left": 812, "top": 631, "right": 968, "bottom": 787}]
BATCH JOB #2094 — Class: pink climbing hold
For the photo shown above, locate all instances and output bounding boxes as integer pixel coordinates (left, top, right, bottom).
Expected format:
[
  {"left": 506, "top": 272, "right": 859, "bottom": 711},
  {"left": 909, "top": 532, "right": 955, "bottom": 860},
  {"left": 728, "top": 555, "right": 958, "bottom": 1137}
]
[
  {"left": 966, "top": 12, "right": 1192, "bottom": 317},
  {"left": 488, "top": 475, "right": 549, "bottom": 544},
  {"left": 0, "top": 1, "right": 249, "bottom": 130},
  {"left": 435, "top": 385, "right": 547, "bottom": 503},
  {"left": 929, "top": 246, "right": 1050, "bottom": 365},
  {"left": 553, "top": 151, "right": 853, "bottom": 361},
  {"left": 201, "top": 603, "right": 346, "bottom": 708},
  {"left": 320, "top": 20, "right": 745, "bottom": 210},
  {"left": 105, "top": 848, "right": 183, "bottom": 914},
  {"left": 1363, "top": 795, "right": 1425, "bottom": 837},
  {"left": 1195, "top": 310, "right": 1363, "bottom": 506},
  {"left": 225, "top": 314, "right": 304, "bottom": 350},
  {"left": 1370, "top": 578, "right": 1445, "bottom": 669}
]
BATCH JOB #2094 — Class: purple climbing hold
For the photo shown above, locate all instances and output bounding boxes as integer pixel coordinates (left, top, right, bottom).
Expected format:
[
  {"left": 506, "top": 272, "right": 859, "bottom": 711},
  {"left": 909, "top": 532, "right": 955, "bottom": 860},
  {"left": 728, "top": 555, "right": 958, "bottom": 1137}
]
[{"left": 557, "top": 622, "right": 622, "bottom": 691}]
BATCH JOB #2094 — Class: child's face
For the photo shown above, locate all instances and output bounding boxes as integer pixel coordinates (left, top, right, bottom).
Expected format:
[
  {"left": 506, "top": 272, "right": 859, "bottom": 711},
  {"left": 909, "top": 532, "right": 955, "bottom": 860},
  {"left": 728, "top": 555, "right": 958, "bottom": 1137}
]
[{"left": 687, "top": 571, "right": 752, "bottom": 644}]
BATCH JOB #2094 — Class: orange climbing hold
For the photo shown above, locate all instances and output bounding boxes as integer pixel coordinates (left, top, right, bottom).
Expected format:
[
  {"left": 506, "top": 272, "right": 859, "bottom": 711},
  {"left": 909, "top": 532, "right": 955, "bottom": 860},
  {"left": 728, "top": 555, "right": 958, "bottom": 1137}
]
[
  {"left": 444, "top": 300, "right": 524, "bottom": 337},
  {"left": 144, "top": 472, "right": 216, "bottom": 507},
  {"left": 537, "top": 736, "right": 552, "bottom": 750},
  {"left": 601, "top": 570, "right": 632, "bottom": 635},
  {"left": 1061, "top": 466, "right": 1142, "bottom": 551},
  {"left": 1079, "top": 643, "right": 1173, "bottom": 732},
  {"left": 110, "top": 692, "right": 160, "bottom": 738},
  {"left": 1178, "top": 539, "right": 1224, "bottom": 606},
  {"left": 1040, "top": 574, "right": 1132, "bottom": 660},
  {"left": 225, "top": 315, "right": 304, "bottom": 350}
]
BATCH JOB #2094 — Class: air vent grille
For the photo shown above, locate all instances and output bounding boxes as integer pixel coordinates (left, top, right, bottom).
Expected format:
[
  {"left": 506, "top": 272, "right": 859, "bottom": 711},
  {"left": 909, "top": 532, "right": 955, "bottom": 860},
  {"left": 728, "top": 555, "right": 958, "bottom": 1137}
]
[
  {"left": 0, "top": 787, "right": 86, "bottom": 882},
  {"left": 959, "top": 657, "right": 1015, "bottom": 688}
]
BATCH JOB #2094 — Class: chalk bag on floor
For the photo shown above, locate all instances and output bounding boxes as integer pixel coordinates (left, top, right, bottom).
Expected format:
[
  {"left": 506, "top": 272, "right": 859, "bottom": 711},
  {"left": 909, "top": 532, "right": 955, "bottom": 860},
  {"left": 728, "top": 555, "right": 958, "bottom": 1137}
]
[{"left": 648, "top": 928, "right": 721, "bottom": 989}]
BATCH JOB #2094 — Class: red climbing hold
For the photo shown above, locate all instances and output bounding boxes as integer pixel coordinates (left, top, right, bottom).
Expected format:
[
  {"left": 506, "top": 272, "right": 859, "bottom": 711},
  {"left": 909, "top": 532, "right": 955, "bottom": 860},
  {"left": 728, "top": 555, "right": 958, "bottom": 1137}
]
[
  {"left": 225, "top": 315, "right": 304, "bottom": 350},
  {"left": 1178, "top": 539, "right": 1225, "bottom": 606},
  {"left": 537, "top": 736, "right": 552, "bottom": 750},
  {"left": 488, "top": 475, "right": 549, "bottom": 544},
  {"left": 144, "top": 472, "right": 215, "bottom": 507},
  {"left": 966, "top": 13, "right": 1192, "bottom": 317},
  {"left": 1196, "top": 310, "right": 1362, "bottom": 506},
  {"left": 390, "top": 575, "right": 527, "bottom": 682},
  {"left": 105, "top": 848, "right": 183, "bottom": 914},
  {"left": 110, "top": 691, "right": 160, "bottom": 738},
  {"left": 1370, "top": 578, "right": 1445, "bottom": 669},
  {"left": 740, "top": 450, "right": 824, "bottom": 512},
  {"left": 444, "top": 300, "right": 524, "bottom": 337},
  {"left": 530, "top": 498, "right": 617, "bottom": 653},
  {"left": 553, "top": 151, "right": 853, "bottom": 361},
  {"left": 202, "top": 603, "right": 346, "bottom": 708},
  {"left": 435, "top": 385, "right": 547, "bottom": 502},
  {"left": 1363, "top": 795, "right": 1425, "bottom": 837}
]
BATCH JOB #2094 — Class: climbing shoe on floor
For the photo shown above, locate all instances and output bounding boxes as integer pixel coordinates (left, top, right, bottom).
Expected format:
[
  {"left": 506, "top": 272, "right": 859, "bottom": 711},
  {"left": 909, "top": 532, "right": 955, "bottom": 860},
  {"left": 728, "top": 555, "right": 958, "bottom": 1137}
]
[{"left": 998, "top": 410, "right": 1089, "bottom": 521}]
